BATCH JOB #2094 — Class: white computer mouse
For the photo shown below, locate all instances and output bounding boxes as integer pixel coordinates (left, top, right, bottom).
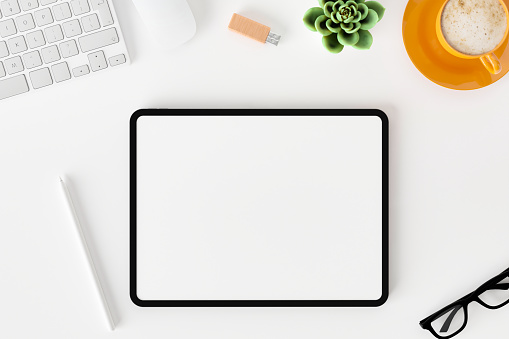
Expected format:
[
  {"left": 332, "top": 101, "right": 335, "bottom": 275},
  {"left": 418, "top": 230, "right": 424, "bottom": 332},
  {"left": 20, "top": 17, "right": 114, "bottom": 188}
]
[{"left": 132, "top": 0, "right": 196, "bottom": 49}]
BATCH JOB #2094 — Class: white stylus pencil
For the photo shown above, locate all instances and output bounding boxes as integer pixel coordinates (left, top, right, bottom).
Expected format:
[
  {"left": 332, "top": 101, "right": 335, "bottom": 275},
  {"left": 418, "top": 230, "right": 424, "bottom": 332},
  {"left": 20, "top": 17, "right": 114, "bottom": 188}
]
[{"left": 59, "top": 176, "right": 115, "bottom": 331}]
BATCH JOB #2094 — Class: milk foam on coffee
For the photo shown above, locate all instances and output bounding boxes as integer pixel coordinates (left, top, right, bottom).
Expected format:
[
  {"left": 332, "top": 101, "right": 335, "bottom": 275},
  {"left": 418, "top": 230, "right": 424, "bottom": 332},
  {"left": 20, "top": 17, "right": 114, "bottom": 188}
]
[{"left": 441, "top": 0, "right": 507, "bottom": 55}]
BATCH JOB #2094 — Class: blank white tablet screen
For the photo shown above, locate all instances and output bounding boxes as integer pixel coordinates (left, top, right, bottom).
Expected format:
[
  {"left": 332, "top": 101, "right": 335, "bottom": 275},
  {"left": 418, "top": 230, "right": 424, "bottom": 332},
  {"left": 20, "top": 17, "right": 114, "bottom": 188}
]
[{"left": 136, "top": 115, "right": 383, "bottom": 301}]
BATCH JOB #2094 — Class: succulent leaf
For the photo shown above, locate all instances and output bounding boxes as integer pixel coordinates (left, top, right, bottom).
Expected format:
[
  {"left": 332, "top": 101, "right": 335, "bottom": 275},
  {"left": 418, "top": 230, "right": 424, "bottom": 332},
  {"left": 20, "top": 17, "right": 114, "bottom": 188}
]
[
  {"left": 340, "top": 22, "right": 354, "bottom": 32},
  {"left": 323, "top": 1, "right": 335, "bottom": 17},
  {"left": 344, "top": 14, "right": 355, "bottom": 24},
  {"left": 315, "top": 15, "right": 333, "bottom": 35},
  {"left": 357, "top": 3, "right": 369, "bottom": 20},
  {"left": 333, "top": 1, "right": 343, "bottom": 13},
  {"left": 352, "top": 22, "right": 361, "bottom": 33},
  {"left": 352, "top": 10, "right": 362, "bottom": 23},
  {"left": 331, "top": 14, "right": 340, "bottom": 23},
  {"left": 336, "top": 0, "right": 346, "bottom": 7},
  {"left": 326, "top": 19, "right": 343, "bottom": 33},
  {"left": 364, "top": 1, "right": 385, "bottom": 21},
  {"left": 303, "top": 7, "right": 325, "bottom": 31},
  {"left": 337, "top": 29, "right": 359, "bottom": 46},
  {"left": 353, "top": 29, "right": 373, "bottom": 49},
  {"left": 318, "top": 0, "right": 328, "bottom": 7},
  {"left": 360, "top": 9, "right": 378, "bottom": 30},
  {"left": 322, "top": 34, "right": 345, "bottom": 53}
]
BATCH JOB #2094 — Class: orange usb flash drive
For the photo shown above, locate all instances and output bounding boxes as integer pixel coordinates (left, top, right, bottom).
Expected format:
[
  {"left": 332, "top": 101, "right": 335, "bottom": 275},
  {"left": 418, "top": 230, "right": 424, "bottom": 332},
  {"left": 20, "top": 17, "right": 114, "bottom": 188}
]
[{"left": 228, "top": 13, "right": 281, "bottom": 46}]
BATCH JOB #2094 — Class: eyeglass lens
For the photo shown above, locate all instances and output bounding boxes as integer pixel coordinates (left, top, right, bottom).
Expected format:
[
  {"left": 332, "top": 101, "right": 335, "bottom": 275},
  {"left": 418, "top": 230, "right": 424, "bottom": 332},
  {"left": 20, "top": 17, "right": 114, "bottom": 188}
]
[
  {"left": 430, "top": 305, "right": 465, "bottom": 337},
  {"left": 478, "top": 277, "right": 509, "bottom": 308}
]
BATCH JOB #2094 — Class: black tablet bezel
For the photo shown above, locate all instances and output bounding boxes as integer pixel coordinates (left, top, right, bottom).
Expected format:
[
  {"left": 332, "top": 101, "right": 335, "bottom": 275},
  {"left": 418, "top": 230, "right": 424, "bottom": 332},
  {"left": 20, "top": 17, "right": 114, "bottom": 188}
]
[{"left": 130, "top": 109, "right": 389, "bottom": 307}]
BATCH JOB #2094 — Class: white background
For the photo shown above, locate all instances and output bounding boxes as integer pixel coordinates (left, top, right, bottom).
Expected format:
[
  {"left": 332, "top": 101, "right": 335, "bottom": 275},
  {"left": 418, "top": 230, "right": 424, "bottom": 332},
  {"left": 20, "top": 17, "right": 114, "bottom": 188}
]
[{"left": 1, "top": 0, "right": 509, "bottom": 338}]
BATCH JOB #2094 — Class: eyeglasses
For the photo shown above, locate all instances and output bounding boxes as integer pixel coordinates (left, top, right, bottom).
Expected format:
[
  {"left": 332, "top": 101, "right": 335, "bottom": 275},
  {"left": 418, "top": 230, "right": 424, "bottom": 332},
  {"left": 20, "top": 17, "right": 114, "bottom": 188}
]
[{"left": 419, "top": 266, "right": 509, "bottom": 339}]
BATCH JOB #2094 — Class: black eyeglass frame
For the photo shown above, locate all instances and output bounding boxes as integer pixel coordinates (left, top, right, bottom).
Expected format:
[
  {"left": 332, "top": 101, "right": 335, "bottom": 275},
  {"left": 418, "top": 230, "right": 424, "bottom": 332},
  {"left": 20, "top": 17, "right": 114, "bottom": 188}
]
[{"left": 419, "top": 266, "right": 509, "bottom": 339}]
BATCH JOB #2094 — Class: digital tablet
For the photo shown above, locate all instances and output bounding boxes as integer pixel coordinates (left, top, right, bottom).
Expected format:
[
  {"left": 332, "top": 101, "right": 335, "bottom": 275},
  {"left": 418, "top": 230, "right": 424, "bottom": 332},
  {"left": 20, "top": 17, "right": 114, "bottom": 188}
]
[{"left": 130, "top": 109, "right": 388, "bottom": 307}]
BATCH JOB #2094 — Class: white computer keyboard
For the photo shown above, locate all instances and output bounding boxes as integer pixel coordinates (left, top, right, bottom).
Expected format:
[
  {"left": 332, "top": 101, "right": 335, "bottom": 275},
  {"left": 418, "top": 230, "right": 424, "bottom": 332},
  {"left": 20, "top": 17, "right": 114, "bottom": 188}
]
[{"left": 0, "top": 0, "right": 130, "bottom": 101}]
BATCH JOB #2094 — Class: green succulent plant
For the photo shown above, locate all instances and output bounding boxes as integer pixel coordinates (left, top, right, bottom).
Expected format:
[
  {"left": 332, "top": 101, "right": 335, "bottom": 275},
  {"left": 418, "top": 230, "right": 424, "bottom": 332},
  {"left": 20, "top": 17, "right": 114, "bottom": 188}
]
[{"left": 303, "top": 0, "right": 385, "bottom": 54}]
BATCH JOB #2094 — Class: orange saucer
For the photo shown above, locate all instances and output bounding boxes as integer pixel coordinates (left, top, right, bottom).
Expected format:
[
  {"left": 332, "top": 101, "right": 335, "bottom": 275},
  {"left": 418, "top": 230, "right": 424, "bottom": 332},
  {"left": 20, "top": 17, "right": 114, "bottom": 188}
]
[{"left": 403, "top": 0, "right": 509, "bottom": 90}]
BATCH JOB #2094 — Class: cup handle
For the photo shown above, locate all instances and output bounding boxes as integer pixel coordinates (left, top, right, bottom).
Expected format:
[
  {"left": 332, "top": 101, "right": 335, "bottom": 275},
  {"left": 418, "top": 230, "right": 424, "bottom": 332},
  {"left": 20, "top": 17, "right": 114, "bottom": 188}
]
[{"left": 480, "top": 53, "right": 502, "bottom": 75}]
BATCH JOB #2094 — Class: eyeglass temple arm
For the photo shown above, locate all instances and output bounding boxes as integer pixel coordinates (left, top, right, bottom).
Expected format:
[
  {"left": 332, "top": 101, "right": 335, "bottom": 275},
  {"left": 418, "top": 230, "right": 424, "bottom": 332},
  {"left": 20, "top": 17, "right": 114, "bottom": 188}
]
[
  {"left": 439, "top": 305, "right": 462, "bottom": 333},
  {"left": 491, "top": 283, "right": 509, "bottom": 290}
]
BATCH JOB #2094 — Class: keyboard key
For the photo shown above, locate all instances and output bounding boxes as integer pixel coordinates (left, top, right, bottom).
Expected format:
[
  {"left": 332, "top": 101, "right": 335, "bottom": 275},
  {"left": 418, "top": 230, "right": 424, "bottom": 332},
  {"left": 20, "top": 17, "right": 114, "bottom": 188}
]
[
  {"left": 0, "top": 41, "right": 8, "bottom": 57},
  {"left": 29, "top": 67, "right": 52, "bottom": 88},
  {"left": 34, "top": 7, "right": 53, "bottom": 26},
  {"left": 88, "top": 50, "right": 107, "bottom": 71},
  {"left": 0, "top": 0, "right": 20, "bottom": 17},
  {"left": 0, "top": 74, "right": 29, "bottom": 100},
  {"left": 52, "top": 3, "right": 71, "bottom": 21},
  {"left": 4, "top": 55, "right": 23, "bottom": 74},
  {"left": 40, "top": 0, "right": 56, "bottom": 5},
  {"left": 0, "top": 62, "right": 5, "bottom": 77},
  {"left": 15, "top": 13, "right": 35, "bottom": 32},
  {"left": 59, "top": 39, "right": 78, "bottom": 57},
  {"left": 78, "top": 27, "right": 117, "bottom": 52},
  {"left": 70, "top": 0, "right": 89, "bottom": 16},
  {"left": 26, "top": 29, "right": 45, "bottom": 48},
  {"left": 44, "top": 24, "right": 63, "bottom": 43},
  {"left": 51, "top": 61, "right": 70, "bottom": 82},
  {"left": 90, "top": 0, "right": 113, "bottom": 26},
  {"left": 22, "top": 50, "right": 41, "bottom": 68},
  {"left": 0, "top": 18, "right": 16, "bottom": 37},
  {"left": 62, "top": 19, "right": 81, "bottom": 38},
  {"left": 19, "top": 0, "right": 38, "bottom": 11},
  {"left": 8, "top": 35, "right": 27, "bottom": 53},
  {"left": 108, "top": 53, "right": 125, "bottom": 66},
  {"left": 72, "top": 64, "right": 88, "bottom": 77},
  {"left": 41, "top": 44, "right": 59, "bottom": 63},
  {"left": 81, "top": 13, "right": 99, "bottom": 32}
]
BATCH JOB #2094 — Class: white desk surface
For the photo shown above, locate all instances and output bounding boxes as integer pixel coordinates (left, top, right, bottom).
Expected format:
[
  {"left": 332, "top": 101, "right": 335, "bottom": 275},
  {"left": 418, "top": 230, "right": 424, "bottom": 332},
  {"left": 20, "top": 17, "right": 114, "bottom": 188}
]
[{"left": 1, "top": 0, "right": 509, "bottom": 338}]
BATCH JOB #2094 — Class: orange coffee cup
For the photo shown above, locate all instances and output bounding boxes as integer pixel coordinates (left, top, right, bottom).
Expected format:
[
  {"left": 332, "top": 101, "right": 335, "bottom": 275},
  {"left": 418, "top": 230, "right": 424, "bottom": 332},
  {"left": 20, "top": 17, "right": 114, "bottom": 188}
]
[{"left": 436, "top": 0, "right": 509, "bottom": 75}]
